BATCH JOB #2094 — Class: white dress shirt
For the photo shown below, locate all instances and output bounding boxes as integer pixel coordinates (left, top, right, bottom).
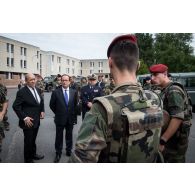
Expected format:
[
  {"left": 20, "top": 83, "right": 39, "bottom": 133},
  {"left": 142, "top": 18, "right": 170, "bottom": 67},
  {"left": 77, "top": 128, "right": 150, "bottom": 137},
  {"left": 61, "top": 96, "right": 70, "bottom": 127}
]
[{"left": 27, "top": 86, "right": 41, "bottom": 104}]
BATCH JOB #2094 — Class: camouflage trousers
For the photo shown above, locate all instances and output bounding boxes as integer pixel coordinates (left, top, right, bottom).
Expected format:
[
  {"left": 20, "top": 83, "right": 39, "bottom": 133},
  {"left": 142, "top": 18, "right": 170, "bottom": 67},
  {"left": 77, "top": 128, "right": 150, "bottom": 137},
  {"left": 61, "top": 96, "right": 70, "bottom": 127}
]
[
  {"left": 0, "top": 121, "right": 5, "bottom": 162},
  {"left": 163, "top": 143, "right": 188, "bottom": 163},
  {"left": 163, "top": 151, "right": 186, "bottom": 163}
]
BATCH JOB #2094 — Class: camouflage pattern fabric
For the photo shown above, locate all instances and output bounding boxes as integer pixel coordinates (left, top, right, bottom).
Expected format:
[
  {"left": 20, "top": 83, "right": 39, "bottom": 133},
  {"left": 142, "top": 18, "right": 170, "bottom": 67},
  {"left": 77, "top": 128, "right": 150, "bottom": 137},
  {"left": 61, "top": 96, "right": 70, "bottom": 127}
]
[
  {"left": 104, "top": 83, "right": 115, "bottom": 95},
  {"left": 160, "top": 82, "right": 192, "bottom": 163},
  {"left": 143, "top": 83, "right": 151, "bottom": 90},
  {"left": 69, "top": 83, "right": 163, "bottom": 163},
  {"left": 0, "top": 84, "right": 7, "bottom": 160},
  {"left": 36, "top": 80, "right": 45, "bottom": 96}
]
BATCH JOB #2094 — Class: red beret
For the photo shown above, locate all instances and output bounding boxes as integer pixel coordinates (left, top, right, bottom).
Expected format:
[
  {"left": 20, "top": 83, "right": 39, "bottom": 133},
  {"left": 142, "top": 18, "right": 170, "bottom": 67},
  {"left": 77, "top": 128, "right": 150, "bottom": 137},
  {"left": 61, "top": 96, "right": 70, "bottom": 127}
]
[
  {"left": 107, "top": 34, "right": 137, "bottom": 58},
  {"left": 149, "top": 64, "right": 168, "bottom": 73}
]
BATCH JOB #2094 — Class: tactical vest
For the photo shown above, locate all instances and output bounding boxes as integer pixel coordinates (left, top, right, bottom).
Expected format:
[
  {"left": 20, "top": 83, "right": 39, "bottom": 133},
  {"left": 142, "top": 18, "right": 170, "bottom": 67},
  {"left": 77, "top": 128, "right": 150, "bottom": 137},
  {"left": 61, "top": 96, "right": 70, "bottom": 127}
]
[
  {"left": 94, "top": 84, "right": 164, "bottom": 163},
  {"left": 160, "top": 82, "right": 192, "bottom": 155},
  {"left": 162, "top": 82, "right": 192, "bottom": 121}
]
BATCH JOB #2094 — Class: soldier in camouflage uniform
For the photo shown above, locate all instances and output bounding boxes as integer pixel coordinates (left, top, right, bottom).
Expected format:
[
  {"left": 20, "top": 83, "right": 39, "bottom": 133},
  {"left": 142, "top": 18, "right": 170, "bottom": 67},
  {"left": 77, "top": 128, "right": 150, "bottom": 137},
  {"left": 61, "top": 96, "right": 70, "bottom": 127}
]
[
  {"left": 143, "top": 76, "right": 151, "bottom": 90},
  {"left": 150, "top": 64, "right": 192, "bottom": 163},
  {"left": 36, "top": 75, "right": 45, "bottom": 97},
  {"left": 0, "top": 80, "right": 9, "bottom": 162},
  {"left": 53, "top": 74, "right": 62, "bottom": 89},
  {"left": 69, "top": 34, "right": 164, "bottom": 163},
  {"left": 104, "top": 76, "right": 115, "bottom": 95}
]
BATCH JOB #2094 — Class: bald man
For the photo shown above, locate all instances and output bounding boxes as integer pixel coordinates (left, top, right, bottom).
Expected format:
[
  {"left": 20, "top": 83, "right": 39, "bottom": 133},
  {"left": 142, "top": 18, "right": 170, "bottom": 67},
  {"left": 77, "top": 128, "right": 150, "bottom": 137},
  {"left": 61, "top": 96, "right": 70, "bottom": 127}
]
[{"left": 13, "top": 73, "right": 45, "bottom": 163}]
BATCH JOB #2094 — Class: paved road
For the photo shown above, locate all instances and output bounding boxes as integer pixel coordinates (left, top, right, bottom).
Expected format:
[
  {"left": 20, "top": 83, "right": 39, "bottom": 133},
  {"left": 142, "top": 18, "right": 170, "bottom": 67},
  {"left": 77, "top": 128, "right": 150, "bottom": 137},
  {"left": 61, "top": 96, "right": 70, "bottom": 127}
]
[{"left": 1, "top": 88, "right": 195, "bottom": 163}]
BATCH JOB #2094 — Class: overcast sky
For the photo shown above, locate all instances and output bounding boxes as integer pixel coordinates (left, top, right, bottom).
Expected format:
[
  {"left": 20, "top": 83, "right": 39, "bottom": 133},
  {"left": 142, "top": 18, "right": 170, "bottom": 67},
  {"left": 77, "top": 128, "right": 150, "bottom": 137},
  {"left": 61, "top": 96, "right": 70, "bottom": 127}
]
[
  {"left": 0, "top": 33, "right": 123, "bottom": 59},
  {"left": 1, "top": 33, "right": 195, "bottom": 59}
]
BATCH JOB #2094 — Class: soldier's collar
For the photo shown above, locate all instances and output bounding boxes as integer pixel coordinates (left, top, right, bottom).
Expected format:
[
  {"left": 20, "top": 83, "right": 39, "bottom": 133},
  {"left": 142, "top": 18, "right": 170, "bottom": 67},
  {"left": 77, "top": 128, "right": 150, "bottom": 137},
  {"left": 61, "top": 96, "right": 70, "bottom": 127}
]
[{"left": 112, "top": 82, "right": 141, "bottom": 94}]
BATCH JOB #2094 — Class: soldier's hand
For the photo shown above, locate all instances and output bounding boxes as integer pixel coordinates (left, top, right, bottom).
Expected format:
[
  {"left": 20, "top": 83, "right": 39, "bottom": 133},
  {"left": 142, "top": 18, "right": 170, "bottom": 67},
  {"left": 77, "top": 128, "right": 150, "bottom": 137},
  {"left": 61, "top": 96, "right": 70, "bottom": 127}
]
[
  {"left": 159, "top": 144, "right": 165, "bottom": 152},
  {"left": 24, "top": 117, "right": 34, "bottom": 128},
  {"left": 0, "top": 112, "right": 4, "bottom": 121},
  {"left": 87, "top": 102, "right": 93, "bottom": 108}
]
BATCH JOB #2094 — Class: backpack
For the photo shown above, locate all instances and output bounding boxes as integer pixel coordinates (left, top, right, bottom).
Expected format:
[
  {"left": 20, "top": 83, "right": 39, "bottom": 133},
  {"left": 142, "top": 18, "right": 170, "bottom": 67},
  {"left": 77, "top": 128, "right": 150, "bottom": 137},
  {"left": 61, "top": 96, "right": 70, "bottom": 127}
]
[{"left": 95, "top": 86, "right": 164, "bottom": 163}]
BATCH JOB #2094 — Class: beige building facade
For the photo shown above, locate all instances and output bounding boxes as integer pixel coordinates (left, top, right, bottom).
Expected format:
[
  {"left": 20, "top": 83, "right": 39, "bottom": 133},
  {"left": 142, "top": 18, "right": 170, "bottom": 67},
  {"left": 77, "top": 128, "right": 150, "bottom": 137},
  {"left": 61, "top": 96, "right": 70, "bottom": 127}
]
[{"left": 0, "top": 36, "right": 110, "bottom": 87}]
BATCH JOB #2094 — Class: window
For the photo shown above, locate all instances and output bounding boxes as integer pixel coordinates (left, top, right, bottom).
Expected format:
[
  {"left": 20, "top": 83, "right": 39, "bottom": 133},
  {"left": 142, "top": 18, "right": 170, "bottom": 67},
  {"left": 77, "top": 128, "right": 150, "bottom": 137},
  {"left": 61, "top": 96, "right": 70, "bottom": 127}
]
[
  {"left": 37, "top": 51, "right": 39, "bottom": 58},
  {"left": 10, "top": 72, "right": 13, "bottom": 79},
  {"left": 72, "top": 60, "right": 75, "bottom": 66},
  {"left": 5, "top": 72, "right": 13, "bottom": 79},
  {"left": 37, "top": 63, "right": 39, "bottom": 70},
  {"left": 11, "top": 44, "right": 14, "bottom": 53},
  {"left": 80, "top": 62, "right": 82, "bottom": 67},
  {"left": 72, "top": 68, "right": 74, "bottom": 74},
  {"left": 6, "top": 72, "right": 9, "bottom": 79},
  {"left": 24, "top": 60, "right": 27, "bottom": 68},
  {"left": 80, "top": 70, "right": 82, "bottom": 75},
  {"left": 52, "top": 55, "right": 54, "bottom": 62},
  {"left": 7, "top": 57, "right": 9, "bottom": 66},
  {"left": 7, "top": 43, "right": 9, "bottom": 52},
  {"left": 90, "top": 62, "right": 94, "bottom": 67},
  {"left": 24, "top": 48, "right": 27, "bottom": 56},
  {"left": 20, "top": 60, "right": 23, "bottom": 68},
  {"left": 90, "top": 70, "right": 93, "bottom": 74},
  {"left": 67, "top": 59, "right": 70, "bottom": 65},
  {"left": 98, "top": 62, "right": 103, "bottom": 67},
  {"left": 11, "top": 58, "right": 14, "bottom": 67},
  {"left": 59, "top": 66, "right": 61, "bottom": 72},
  {"left": 57, "top": 57, "right": 61, "bottom": 63},
  {"left": 188, "top": 77, "right": 195, "bottom": 87},
  {"left": 40, "top": 54, "right": 42, "bottom": 64},
  {"left": 20, "top": 47, "right": 23, "bottom": 55},
  {"left": 66, "top": 68, "right": 69, "bottom": 74}
]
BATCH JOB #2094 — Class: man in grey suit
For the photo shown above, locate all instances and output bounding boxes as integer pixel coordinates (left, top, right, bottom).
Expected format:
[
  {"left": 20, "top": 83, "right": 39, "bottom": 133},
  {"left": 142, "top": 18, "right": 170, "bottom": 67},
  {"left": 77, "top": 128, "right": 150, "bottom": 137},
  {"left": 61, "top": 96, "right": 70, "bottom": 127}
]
[
  {"left": 50, "top": 74, "right": 77, "bottom": 163},
  {"left": 13, "top": 73, "right": 45, "bottom": 163}
]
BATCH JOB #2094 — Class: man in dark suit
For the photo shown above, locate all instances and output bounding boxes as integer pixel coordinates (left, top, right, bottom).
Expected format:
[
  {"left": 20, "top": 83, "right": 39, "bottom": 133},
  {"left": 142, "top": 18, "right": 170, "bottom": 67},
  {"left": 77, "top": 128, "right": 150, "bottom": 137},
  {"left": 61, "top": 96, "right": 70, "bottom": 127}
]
[
  {"left": 80, "top": 74, "right": 102, "bottom": 120},
  {"left": 50, "top": 74, "right": 77, "bottom": 163},
  {"left": 13, "top": 73, "right": 45, "bottom": 163},
  {"left": 96, "top": 75, "right": 105, "bottom": 90}
]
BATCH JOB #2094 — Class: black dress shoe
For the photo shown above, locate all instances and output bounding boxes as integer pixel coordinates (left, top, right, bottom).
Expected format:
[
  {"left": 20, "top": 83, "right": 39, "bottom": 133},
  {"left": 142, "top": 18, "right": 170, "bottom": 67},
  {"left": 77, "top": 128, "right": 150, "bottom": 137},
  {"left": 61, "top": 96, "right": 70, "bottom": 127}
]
[
  {"left": 66, "top": 151, "right": 71, "bottom": 157},
  {"left": 33, "top": 154, "right": 44, "bottom": 160},
  {"left": 54, "top": 154, "right": 61, "bottom": 163}
]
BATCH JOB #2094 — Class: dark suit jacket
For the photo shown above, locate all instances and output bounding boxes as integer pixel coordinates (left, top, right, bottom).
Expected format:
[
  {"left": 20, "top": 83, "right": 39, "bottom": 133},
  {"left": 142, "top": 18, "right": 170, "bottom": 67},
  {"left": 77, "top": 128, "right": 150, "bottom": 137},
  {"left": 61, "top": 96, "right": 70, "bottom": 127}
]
[
  {"left": 49, "top": 87, "right": 77, "bottom": 126},
  {"left": 81, "top": 85, "right": 102, "bottom": 107},
  {"left": 96, "top": 81, "right": 105, "bottom": 90},
  {"left": 12, "top": 86, "right": 44, "bottom": 129}
]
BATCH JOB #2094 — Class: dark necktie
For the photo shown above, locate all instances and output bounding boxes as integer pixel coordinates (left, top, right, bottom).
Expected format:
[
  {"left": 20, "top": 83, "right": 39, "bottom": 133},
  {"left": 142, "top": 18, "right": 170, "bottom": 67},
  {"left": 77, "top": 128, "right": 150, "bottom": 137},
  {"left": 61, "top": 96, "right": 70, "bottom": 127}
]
[
  {"left": 32, "top": 88, "right": 39, "bottom": 103},
  {"left": 64, "top": 90, "right": 69, "bottom": 105}
]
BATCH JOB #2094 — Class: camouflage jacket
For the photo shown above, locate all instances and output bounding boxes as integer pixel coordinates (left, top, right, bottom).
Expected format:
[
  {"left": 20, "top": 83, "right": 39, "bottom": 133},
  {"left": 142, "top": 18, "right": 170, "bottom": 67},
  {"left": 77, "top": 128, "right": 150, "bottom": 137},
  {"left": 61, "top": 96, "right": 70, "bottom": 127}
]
[
  {"left": 143, "top": 83, "right": 151, "bottom": 90},
  {"left": 0, "top": 84, "right": 7, "bottom": 138},
  {"left": 69, "top": 83, "right": 163, "bottom": 163},
  {"left": 160, "top": 82, "right": 191, "bottom": 160},
  {"left": 36, "top": 80, "right": 45, "bottom": 94},
  {"left": 0, "top": 84, "right": 7, "bottom": 109},
  {"left": 104, "top": 83, "right": 115, "bottom": 95}
]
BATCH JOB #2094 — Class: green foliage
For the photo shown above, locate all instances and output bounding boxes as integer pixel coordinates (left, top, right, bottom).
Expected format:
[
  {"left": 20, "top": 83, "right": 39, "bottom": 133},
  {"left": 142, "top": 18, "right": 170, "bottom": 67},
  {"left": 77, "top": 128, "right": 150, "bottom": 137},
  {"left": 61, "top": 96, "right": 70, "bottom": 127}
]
[
  {"left": 135, "top": 33, "right": 155, "bottom": 66},
  {"left": 135, "top": 33, "right": 195, "bottom": 72},
  {"left": 154, "top": 33, "right": 194, "bottom": 72},
  {"left": 137, "top": 59, "right": 149, "bottom": 75}
]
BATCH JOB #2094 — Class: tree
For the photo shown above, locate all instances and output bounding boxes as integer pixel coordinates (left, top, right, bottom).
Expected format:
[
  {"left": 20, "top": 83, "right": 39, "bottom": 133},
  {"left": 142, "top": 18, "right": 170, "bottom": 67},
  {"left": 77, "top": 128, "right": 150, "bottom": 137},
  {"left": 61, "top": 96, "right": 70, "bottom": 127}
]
[
  {"left": 154, "top": 33, "right": 194, "bottom": 72},
  {"left": 135, "top": 33, "right": 155, "bottom": 67},
  {"left": 137, "top": 59, "right": 149, "bottom": 75}
]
